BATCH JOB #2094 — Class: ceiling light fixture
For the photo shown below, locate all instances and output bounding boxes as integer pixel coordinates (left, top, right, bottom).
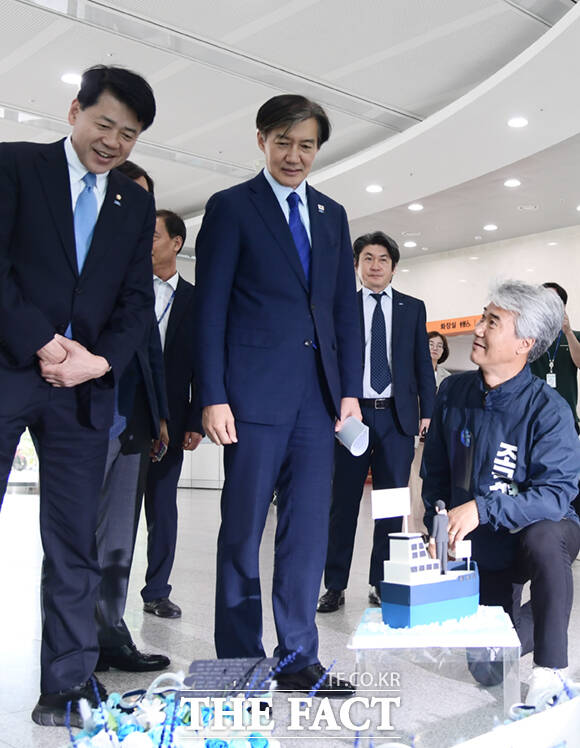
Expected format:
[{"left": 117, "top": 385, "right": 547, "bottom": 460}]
[
  {"left": 507, "top": 116, "right": 528, "bottom": 128},
  {"left": 547, "top": 241, "right": 558, "bottom": 246},
  {"left": 366, "top": 184, "right": 383, "bottom": 194},
  {"left": 403, "top": 241, "right": 417, "bottom": 248},
  {"left": 576, "top": 205, "right": 580, "bottom": 212},
  {"left": 474, "top": 235, "right": 482, "bottom": 240},
  {"left": 483, "top": 224, "right": 498, "bottom": 231},
  {"left": 408, "top": 203, "right": 423, "bottom": 211},
  {"left": 421, "top": 247, "right": 429, "bottom": 251},
  {"left": 503, "top": 178, "right": 521, "bottom": 188},
  {"left": 61, "top": 72, "right": 82, "bottom": 86},
  {"left": 401, "top": 268, "right": 410, "bottom": 273},
  {"left": 469, "top": 256, "right": 479, "bottom": 261}
]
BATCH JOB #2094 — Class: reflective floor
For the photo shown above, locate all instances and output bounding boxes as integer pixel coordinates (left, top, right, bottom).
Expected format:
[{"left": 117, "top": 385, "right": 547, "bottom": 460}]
[{"left": 1, "top": 486, "right": 579, "bottom": 747}]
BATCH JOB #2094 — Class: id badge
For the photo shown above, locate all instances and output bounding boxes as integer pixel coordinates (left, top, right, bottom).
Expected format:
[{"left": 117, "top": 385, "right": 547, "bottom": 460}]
[{"left": 546, "top": 372, "right": 557, "bottom": 388}]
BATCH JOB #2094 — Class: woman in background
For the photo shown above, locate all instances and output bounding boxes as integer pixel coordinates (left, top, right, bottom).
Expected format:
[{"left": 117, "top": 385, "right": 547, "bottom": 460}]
[{"left": 408, "top": 331, "right": 451, "bottom": 534}]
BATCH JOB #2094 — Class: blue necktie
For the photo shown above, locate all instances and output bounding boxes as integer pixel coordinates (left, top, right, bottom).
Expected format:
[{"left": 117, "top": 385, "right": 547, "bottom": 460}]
[
  {"left": 287, "top": 191, "right": 311, "bottom": 285},
  {"left": 370, "top": 292, "right": 392, "bottom": 393},
  {"left": 65, "top": 172, "right": 97, "bottom": 338},
  {"left": 74, "top": 172, "right": 97, "bottom": 274}
]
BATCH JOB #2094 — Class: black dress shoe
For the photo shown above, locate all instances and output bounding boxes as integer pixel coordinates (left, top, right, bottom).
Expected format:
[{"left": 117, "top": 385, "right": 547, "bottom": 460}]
[
  {"left": 143, "top": 597, "right": 182, "bottom": 618},
  {"left": 32, "top": 675, "right": 107, "bottom": 727},
  {"left": 368, "top": 585, "right": 381, "bottom": 606},
  {"left": 317, "top": 589, "right": 345, "bottom": 613},
  {"left": 276, "top": 663, "right": 356, "bottom": 698},
  {"left": 96, "top": 642, "right": 170, "bottom": 672}
]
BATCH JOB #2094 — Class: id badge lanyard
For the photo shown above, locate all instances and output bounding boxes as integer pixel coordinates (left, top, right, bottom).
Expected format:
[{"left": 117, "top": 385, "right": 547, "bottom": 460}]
[{"left": 546, "top": 330, "right": 562, "bottom": 388}]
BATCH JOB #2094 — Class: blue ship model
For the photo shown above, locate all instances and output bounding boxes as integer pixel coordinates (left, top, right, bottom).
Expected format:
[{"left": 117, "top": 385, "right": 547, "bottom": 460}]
[{"left": 380, "top": 533, "right": 479, "bottom": 628}]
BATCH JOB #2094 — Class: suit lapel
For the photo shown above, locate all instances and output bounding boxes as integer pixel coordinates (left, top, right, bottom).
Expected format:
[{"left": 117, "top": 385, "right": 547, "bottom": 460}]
[
  {"left": 165, "top": 276, "right": 191, "bottom": 352},
  {"left": 307, "top": 185, "right": 326, "bottom": 301},
  {"left": 249, "top": 173, "right": 308, "bottom": 293},
  {"left": 81, "top": 170, "right": 125, "bottom": 278},
  {"left": 36, "top": 140, "right": 78, "bottom": 277},
  {"left": 358, "top": 290, "right": 365, "bottom": 363},
  {"left": 391, "top": 288, "right": 404, "bottom": 357}
]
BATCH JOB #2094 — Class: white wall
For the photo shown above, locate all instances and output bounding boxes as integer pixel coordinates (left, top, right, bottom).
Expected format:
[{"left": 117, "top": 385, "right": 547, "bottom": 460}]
[{"left": 390, "top": 223, "right": 580, "bottom": 372}]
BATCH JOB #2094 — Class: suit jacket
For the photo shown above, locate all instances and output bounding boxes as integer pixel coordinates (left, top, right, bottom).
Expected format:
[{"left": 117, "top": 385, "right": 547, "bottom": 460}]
[
  {"left": 0, "top": 139, "right": 155, "bottom": 429},
  {"left": 358, "top": 288, "right": 435, "bottom": 435},
  {"left": 118, "top": 315, "right": 169, "bottom": 443},
  {"left": 194, "top": 171, "right": 362, "bottom": 424},
  {"left": 162, "top": 275, "right": 202, "bottom": 444}
]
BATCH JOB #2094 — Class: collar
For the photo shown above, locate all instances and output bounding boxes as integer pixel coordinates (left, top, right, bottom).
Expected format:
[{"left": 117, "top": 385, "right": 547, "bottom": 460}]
[
  {"left": 154, "top": 272, "right": 179, "bottom": 290},
  {"left": 362, "top": 284, "right": 392, "bottom": 299},
  {"left": 262, "top": 167, "right": 307, "bottom": 206},
  {"left": 64, "top": 136, "right": 109, "bottom": 192},
  {"left": 477, "top": 363, "right": 532, "bottom": 403}
]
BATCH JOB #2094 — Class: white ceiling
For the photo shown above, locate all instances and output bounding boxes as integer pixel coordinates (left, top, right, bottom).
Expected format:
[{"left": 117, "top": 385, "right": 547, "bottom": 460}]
[{"left": 1, "top": 0, "right": 578, "bottom": 256}]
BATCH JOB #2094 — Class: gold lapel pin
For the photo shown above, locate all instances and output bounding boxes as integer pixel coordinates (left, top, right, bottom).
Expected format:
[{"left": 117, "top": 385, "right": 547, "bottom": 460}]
[{"left": 114, "top": 193, "right": 122, "bottom": 206}]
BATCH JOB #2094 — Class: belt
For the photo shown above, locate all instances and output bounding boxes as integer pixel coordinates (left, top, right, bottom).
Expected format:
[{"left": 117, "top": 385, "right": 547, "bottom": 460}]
[{"left": 360, "top": 397, "right": 394, "bottom": 409}]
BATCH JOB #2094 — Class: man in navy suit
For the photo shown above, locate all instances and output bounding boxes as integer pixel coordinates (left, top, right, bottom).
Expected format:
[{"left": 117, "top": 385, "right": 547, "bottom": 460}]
[
  {"left": 195, "top": 95, "right": 362, "bottom": 696},
  {"left": 141, "top": 209, "right": 203, "bottom": 619},
  {"left": 0, "top": 65, "right": 156, "bottom": 726},
  {"left": 318, "top": 231, "right": 435, "bottom": 613}
]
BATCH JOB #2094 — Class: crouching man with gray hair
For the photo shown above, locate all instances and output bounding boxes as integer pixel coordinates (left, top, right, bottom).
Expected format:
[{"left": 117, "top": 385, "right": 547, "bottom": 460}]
[{"left": 422, "top": 280, "right": 580, "bottom": 706}]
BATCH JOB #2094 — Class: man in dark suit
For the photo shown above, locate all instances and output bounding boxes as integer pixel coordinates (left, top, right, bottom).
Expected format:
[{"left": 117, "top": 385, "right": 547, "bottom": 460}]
[
  {"left": 318, "top": 231, "right": 435, "bottom": 613},
  {"left": 141, "top": 209, "right": 203, "bottom": 619},
  {"left": 0, "top": 65, "right": 156, "bottom": 726},
  {"left": 195, "top": 95, "right": 362, "bottom": 696},
  {"left": 94, "top": 162, "right": 171, "bottom": 673}
]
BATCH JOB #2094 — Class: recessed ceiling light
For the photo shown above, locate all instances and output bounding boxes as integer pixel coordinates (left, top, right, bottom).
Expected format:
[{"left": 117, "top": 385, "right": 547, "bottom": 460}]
[
  {"left": 61, "top": 72, "right": 81, "bottom": 86},
  {"left": 507, "top": 116, "right": 528, "bottom": 128},
  {"left": 408, "top": 203, "right": 423, "bottom": 211},
  {"left": 469, "top": 256, "right": 479, "bottom": 260},
  {"left": 576, "top": 205, "right": 580, "bottom": 212},
  {"left": 459, "top": 279, "right": 467, "bottom": 283},
  {"left": 504, "top": 178, "right": 521, "bottom": 188},
  {"left": 401, "top": 268, "right": 410, "bottom": 273},
  {"left": 401, "top": 231, "right": 421, "bottom": 237},
  {"left": 474, "top": 235, "right": 482, "bottom": 240},
  {"left": 403, "top": 241, "right": 417, "bottom": 248},
  {"left": 483, "top": 224, "right": 498, "bottom": 231},
  {"left": 421, "top": 247, "right": 429, "bottom": 251},
  {"left": 547, "top": 241, "right": 558, "bottom": 246},
  {"left": 366, "top": 184, "right": 383, "bottom": 193},
  {"left": 527, "top": 268, "right": 535, "bottom": 272},
  {"left": 517, "top": 204, "right": 538, "bottom": 212}
]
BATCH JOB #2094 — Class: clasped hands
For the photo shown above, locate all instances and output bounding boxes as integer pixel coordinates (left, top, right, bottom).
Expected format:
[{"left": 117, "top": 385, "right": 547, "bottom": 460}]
[{"left": 37, "top": 334, "right": 110, "bottom": 387}]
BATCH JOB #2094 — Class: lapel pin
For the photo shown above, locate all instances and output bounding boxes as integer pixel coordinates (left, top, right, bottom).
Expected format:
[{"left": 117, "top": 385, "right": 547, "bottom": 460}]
[
  {"left": 317, "top": 204, "right": 325, "bottom": 213},
  {"left": 114, "top": 193, "right": 122, "bottom": 207}
]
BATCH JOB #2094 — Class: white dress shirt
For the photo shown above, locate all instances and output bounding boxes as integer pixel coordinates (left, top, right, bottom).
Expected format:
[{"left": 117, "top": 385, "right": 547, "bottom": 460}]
[
  {"left": 362, "top": 284, "right": 393, "bottom": 398},
  {"left": 154, "top": 272, "right": 179, "bottom": 349},
  {"left": 262, "top": 167, "right": 312, "bottom": 242},
  {"left": 64, "top": 137, "right": 108, "bottom": 213}
]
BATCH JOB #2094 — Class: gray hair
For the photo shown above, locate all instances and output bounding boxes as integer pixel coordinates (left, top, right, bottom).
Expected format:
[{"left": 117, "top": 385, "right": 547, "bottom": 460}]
[{"left": 488, "top": 280, "right": 564, "bottom": 362}]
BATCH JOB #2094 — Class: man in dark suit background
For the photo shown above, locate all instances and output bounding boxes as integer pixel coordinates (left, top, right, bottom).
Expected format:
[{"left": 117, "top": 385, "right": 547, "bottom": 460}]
[
  {"left": 195, "top": 95, "right": 362, "bottom": 696},
  {"left": 141, "top": 209, "right": 203, "bottom": 619},
  {"left": 94, "top": 162, "right": 171, "bottom": 674},
  {"left": 318, "top": 231, "right": 435, "bottom": 613},
  {"left": 0, "top": 65, "right": 156, "bottom": 725}
]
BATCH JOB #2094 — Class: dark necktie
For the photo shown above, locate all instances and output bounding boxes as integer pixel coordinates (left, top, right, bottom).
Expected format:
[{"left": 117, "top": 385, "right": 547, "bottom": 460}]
[
  {"left": 287, "top": 191, "right": 311, "bottom": 285},
  {"left": 74, "top": 171, "right": 98, "bottom": 273},
  {"left": 370, "top": 292, "right": 392, "bottom": 393}
]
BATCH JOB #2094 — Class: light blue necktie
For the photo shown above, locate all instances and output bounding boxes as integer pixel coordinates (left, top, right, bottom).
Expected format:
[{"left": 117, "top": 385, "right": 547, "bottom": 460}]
[
  {"left": 370, "top": 292, "right": 392, "bottom": 393},
  {"left": 74, "top": 171, "right": 97, "bottom": 274},
  {"left": 287, "top": 191, "right": 311, "bottom": 286},
  {"left": 65, "top": 172, "right": 97, "bottom": 338}
]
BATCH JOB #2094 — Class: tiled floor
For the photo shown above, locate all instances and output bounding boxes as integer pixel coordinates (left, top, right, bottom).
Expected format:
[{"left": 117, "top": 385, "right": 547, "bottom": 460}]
[{"left": 1, "top": 485, "right": 579, "bottom": 747}]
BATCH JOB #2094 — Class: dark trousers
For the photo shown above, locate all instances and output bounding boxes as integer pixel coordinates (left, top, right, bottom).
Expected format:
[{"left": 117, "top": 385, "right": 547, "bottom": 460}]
[
  {"left": 324, "top": 403, "right": 414, "bottom": 591},
  {"left": 214, "top": 351, "right": 334, "bottom": 672},
  {"left": 478, "top": 518, "right": 580, "bottom": 669},
  {"left": 0, "top": 371, "right": 109, "bottom": 692},
  {"left": 95, "top": 436, "right": 149, "bottom": 648},
  {"left": 141, "top": 446, "right": 184, "bottom": 602}
]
